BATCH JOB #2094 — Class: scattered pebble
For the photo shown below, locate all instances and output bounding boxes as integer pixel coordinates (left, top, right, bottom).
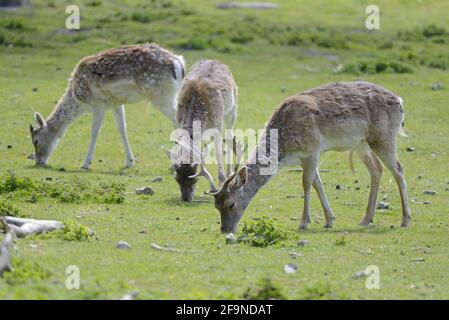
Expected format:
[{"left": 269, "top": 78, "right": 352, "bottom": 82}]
[
  {"left": 225, "top": 233, "right": 237, "bottom": 245},
  {"left": 423, "top": 190, "right": 436, "bottom": 195},
  {"left": 352, "top": 270, "right": 369, "bottom": 279},
  {"left": 150, "top": 176, "right": 163, "bottom": 183},
  {"left": 116, "top": 241, "right": 131, "bottom": 250},
  {"left": 377, "top": 201, "right": 390, "bottom": 210},
  {"left": 406, "top": 147, "right": 416, "bottom": 152},
  {"left": 284, "top": 263, "right": 298, "bottom": 274},
  {"left": 200, "top": 227, "right": 207, "bottom": 232},
  {"left": 297, "top": 240, "right": 309, "bottom": 247},
  {"left": 431, "top": 82, "right": 444, "bottom": 91},
  {"left": 135, "top": 186, "right": 154, "bottom": 195}
]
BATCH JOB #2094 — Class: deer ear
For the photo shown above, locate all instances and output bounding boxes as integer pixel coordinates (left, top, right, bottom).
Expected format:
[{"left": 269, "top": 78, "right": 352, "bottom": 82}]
[
  {"left": 35, "top": 112, "right": 46, "bottom": 128},
  {"left": 29, "top": 124, "right": 34, "bottom": 135},
  {"left": 233, "top": 166, "right": 248, "bottom": 189}
]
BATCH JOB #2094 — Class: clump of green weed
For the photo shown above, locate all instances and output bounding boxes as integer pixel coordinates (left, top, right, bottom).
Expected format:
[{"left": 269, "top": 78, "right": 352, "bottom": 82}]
[
  {"left": 57, "top": 220, "right": 92, "bottom": 241},
  {"left": 2, "top": 258, "right": 51, "bottom": 285},
  {"left": 0, "top": 170, "right": 38, "bottom": 195},
  {"left": 238, "top": 217, "right": 288, "bottom": 247},
  {"left": 342, "top": 59, "right": 413, "bottom": 75},
  {"left": 40, "top": 220, "right": 92, "bottom": 242},
  {"left": 334, "top": 236, "right": 346, "bottom": 246},
  {"left": 93, "top": 182, "right": 125, "bottom": 204},
  {"left": 243, "top": 278, "right": 286, "bottom": 300},
  {"left": 0, "top": 171, "right": 127, "bottom": 204},
  {"left": 0, "top": 201, "right": 26, "bottom": 217}
]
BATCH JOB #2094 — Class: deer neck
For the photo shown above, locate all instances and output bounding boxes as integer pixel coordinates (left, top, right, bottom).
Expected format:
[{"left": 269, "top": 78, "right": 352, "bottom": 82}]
[
  {"left": 238, "top": 132, "right": 283, "bottom": 211},
  {"left": 46, "top": 88, "right": 83, "bottom": 138}
]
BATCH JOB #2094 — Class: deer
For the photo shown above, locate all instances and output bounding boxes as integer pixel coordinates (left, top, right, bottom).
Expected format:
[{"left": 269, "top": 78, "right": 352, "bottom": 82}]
[
  {"left": 193, "top": 81, "right": 412, "bottom": 233},
  {"left": 163, "top": 59, "right": 238, "bottom": 202},
  {"left": 29, "top": 43, "right": 185, "bottom": 169}
]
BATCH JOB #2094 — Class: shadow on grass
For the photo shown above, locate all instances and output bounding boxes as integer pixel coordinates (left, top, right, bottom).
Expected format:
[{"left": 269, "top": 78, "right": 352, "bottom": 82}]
[
  {"left": 299, "top": 224, "right": 398, "bottom": 235},
  {"left": 162, "top": 196, "right": 213, "bottom": 207},
  {"left": 23, "top": 164, "right": 135, "bottom": 177}
]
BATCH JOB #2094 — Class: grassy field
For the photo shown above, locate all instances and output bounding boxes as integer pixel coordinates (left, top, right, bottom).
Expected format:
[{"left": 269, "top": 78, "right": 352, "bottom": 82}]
[{"left": 0, "top": 0, "right": 448, "bottom": 299}]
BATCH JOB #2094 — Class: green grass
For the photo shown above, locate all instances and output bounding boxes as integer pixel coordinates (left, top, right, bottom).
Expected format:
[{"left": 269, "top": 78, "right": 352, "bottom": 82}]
[{"left": 0, "top": 0, "right": 448, "bottom": 299}]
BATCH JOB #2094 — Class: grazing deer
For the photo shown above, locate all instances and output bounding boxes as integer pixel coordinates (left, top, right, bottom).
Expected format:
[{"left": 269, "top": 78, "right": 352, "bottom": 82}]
[
  {"left": 163, "top": 59, "right": 238, "bottom": 201},
  {"left": 195, "top": 81, "right": 411, "bottom": 233},
  {"left": 29, "top": 43, "right": 185, "bottom": 169}
]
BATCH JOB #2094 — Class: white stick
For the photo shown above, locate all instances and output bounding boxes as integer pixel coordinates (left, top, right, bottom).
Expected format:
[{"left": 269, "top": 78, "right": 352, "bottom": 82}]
[
  {"left": 1, "top": 217, "right": 63, "bottom": 238},
  {"left": 0, "top": 232, "right": 14, "bottom": 276}
]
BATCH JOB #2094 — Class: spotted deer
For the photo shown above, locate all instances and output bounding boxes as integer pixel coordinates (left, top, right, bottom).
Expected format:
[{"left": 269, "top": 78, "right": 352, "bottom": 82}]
[
  {"left": 163, "top": 59, "right": 238, "bottom": 201},
  {"left": 29, "top": 43, "right": 185, "bottom": 169},
  {"left": 196, "top": 81, "right": 411, "bottom": 233}
]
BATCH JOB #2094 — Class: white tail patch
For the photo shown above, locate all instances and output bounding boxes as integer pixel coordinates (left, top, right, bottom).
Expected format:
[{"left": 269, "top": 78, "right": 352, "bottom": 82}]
[
  {"left": 397, "top": 97, "right": 408, "bottom": 137},
  {"left": 174, "top": 55, "right": 185, "bottom": 81}
]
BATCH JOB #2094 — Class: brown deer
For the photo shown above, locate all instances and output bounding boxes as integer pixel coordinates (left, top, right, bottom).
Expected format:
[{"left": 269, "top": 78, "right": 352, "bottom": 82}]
[
  {"left": 29, "top": 43, "right": 185, "bottom": 169},
  {"left": 163, "top": 59, "right": 238, "bottom": 201},
  {"left": 196, "top": 81, "right": 411, "bottom": 233}
]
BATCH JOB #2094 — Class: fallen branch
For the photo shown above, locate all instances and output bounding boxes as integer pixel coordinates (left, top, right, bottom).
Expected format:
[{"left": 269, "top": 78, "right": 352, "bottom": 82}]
[
  {"left": 150, "top": 243, "right": 186, "bottom": 253},
  {"left": 1, "top": 216, "right": 63, "bottom": 238},
  {"left": 351, "top": 248, "right": 374, "bottom": 255},
  {"left": 0, "top": 232, "right": 14, "bottom": 276}
]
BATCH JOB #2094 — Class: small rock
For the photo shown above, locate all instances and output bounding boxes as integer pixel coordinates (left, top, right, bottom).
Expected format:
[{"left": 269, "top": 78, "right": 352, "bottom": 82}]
[
  {"left": 284, "top": 263, "right": 298, "bottom": 274},
  {"left": 6, "top": 145, "right": 13, "bottom": 149},
  {"left": 59, "top": 167, "right": 66, "bottom": 172},
  {"left": 45, "top": 177, "right": 53, "bottom": 181},
  {"left": 150, "top": 176, "right": 163, "bottom": 182},
  {"left": 297, "top": 240, "right": 309, "bottom": 247},
  {"left": 431, "top": 82, "right": 444, "bottom": 91},
  {"left": 116, "top": 241, "right": 131, "bottom": 249},
  {"left": 423, "top": 190, "right": 436, "bottom": 195},
  {"left": 406, "top": 147, "right": 416, "bottom": 152},
  {"left": 377, "top": 201, "right": 390, "bottom": 210},
  {"left": 225, "top": 233, "right": 237, "bottom": 245},
  {"left": 135, "top": 186, "right": 154, "bottom": 195},
  {"left": 423, "top": 201, "right": 432, "bottom": 205},
  {"left": 335, "top": 184, "right": 341, "bottom": 190},
  {"left": 138, "top": 229, "right": 147, "bottom": 234},
  {"left": 352, "top": 270, "right": 369, "bottom": 279},
  {"left": 200, "top": 227, "right": 207, "bottom": 232}
]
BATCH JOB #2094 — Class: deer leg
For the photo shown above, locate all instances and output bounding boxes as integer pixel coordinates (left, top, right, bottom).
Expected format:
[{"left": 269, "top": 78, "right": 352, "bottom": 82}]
[
  {"left": 372, "top": 144, "right": 411, "bottom": 227},
  {"left": 299, "top": 156, "right": 318, "bottom": 230},
  {"left": 356, "top": 142, "right": 383, "bottom": 226},
  {"left": 312, "top": 170, "right": 334, "bottom": 228},
  {"left": 113, "top": 105, "right": 135, "bottom": 168},
  {"left": 82, "top": 109, "right": 105, "bottom": 169}
]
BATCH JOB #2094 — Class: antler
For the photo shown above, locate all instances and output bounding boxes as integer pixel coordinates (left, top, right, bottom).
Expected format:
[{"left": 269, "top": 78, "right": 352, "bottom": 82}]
[{"left": 188, "top": 145, "right": 218, "bottom": 193}]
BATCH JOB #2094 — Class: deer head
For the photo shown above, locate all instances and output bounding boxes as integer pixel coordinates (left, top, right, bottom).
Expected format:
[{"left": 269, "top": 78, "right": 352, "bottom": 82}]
[
  {"left": 29, "top": 112, "right": 56, "bottom": 166},
  {"left": 194, "top": 138, "right": 247, "bottom": 233}
]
